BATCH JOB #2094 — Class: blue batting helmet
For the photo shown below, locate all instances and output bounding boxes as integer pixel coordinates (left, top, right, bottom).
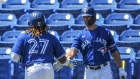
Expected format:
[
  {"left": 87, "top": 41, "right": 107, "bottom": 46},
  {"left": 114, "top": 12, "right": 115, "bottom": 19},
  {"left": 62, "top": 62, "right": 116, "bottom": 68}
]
[
  {"left": 28, "top": 11, "right": 46, "bottom": 27},
  {"left": 81, "top": 7, "right": 96, "bottom": 17},
  {"left": 81, "top": 7, "right": 96, "bottom": 26}
]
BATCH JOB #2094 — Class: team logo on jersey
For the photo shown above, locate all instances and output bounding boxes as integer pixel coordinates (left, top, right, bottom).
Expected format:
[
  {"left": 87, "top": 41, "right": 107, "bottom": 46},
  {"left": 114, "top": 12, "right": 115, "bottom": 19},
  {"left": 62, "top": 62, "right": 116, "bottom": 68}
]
[{"left": 97, "top": 46, "right": 107, "bottom": 56}]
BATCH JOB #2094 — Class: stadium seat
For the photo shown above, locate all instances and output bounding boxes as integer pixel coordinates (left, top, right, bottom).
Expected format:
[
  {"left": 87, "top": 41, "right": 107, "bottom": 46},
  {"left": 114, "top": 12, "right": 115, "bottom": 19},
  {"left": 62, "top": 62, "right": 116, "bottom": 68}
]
[
  {"left": 136, "top": 50, "right": 140, "bottom": 57},
  {"left": 0, "top": 47, "right": 12, "bottom": 79},
  {"left": 95, "top": 13, "right": 104, "bottom": 26},
  {"left": 14, "top": 14, "right": 30, "bottom": 30},
  {"left": 0, "top": 31, "right": 22, "bottom": 48},
  {"left": 58, "top": 0, "right": 63, "bottom": 3},
  {"left": 72, "top": 60, "right": 84, "bottom": 79},
  {"left": 114, "top": 0, "right": 140, "bottom": 18},
  {"left": 0, "top": 25, "right": 11, "bottom": 36},
  {"left": 72, "top": 13, "right": 104, "bottom": 30},
  {"left": 109, "top": 46, "right": 135, "bottom": 79},
  {"left": 48, "top": 30, "right": 60, "bottom": 40},
  {"left": 118, "top": 47, "right": 136, "bottom": 59},
  {"left": 87, "top": 0, "right": 92, "bottom": 3},
  {"left": 30, "top": 0, "right": 59, "bottom": 11},
  {"left": 110, "top": 30, "right": 118, "bottom": 42},
  {"left": 55, "top": 66, "right": 72, "bottom": 79},
  {"left": 0, "top": 59, "right": 12, "bottom": 79},
  {"left": 0, "top": 13, "right": 17, "bottom": 28},
  {"left": 104, "top": 13, "right": 133, "bottom": 25},
  {"left": 1, "top": 31, "right": 22, "bottom": 42},
  {"left": 2, "top": 0, "right": 30, "bottom": 9},
  {"left": 13, "top": 63, "right": 25, "bottom": 79},
  {"left": 0, "top": 13, "right": 17, "bottom": 35},
  {"left": 0, "top": 0, "right": 30, "bottom": 18},
  {"left": 56, "top": 0, "right": 88, "bottom": 18},
  {"left": 29, "top": 0, "right": 34, "bottom": 3},
  {"left": 119, "top": 30, "right": 140, "bottom": 41},
  {"left": 134, "top": 57, "right": 140, "bottom": 79},
  {"left": 0, "top": 47, "right": 11, "bottom": 59},
  {"left": 29, "top": 0, "right": 59, "bottom": 18},
  {"left": 109, "top": 57, "right": 131, "bottom": 79},
  {"left": 0, "top": 2, "right": 2, "bottom": 8},
  {"left": 89, "top": 0, "right": 117, "bottom": 18},
  {"left": 130, "top": 14, "right": 140, "bottom": 30},
  {"left": 103, "top": 13, "right": 133, "bottom": 35},
  {"left": 115, "top": 0, "right": 121, "bottom": 3},
  {"left": 47, "top": 13, "right": 75, "bottom": 36},
  {"left": 118, "top": 30, "right": 140, "bottom": 53},
  {"left": 71, "top": 14, "right": 86, "bottom": 30},
  {"left": 60, "top": 30, "right": 81, "bottom": 47}
]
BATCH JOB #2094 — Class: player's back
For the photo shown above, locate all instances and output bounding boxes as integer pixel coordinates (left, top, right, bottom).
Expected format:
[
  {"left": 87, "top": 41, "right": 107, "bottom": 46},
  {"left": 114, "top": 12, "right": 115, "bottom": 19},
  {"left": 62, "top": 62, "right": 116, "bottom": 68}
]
[{"left": 18, "top": 31, "right": 64, "bottom": 64}]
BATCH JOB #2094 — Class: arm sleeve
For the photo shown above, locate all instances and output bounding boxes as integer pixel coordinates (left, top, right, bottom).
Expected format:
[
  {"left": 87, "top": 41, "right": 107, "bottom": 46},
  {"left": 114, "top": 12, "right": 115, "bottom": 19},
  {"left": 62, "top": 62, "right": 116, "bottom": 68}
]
[
  {"left": 11, "top": 33, "right": 25, "bottom": 62},
  {"left": 71, "top": 34, "right": 81, "bottom": 51},
  {"left": 107, "top": 30, "right": 118, "bottom": 54}
]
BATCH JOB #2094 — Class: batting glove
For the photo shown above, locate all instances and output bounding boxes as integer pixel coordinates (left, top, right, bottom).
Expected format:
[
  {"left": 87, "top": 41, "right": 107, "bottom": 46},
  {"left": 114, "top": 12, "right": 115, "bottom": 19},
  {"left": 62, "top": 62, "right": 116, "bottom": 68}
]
[
  {"left": 53, "top": 61, "right": 63, "bottom": 71},
  {"left": 53, "top": 57, "right": 77, "bottom": 71},
  {"left": 119, "top": 67, "right": 127, "bottom": 79},
  {"left": 62, "top": 57, "right": 77, "bottom": 68}
]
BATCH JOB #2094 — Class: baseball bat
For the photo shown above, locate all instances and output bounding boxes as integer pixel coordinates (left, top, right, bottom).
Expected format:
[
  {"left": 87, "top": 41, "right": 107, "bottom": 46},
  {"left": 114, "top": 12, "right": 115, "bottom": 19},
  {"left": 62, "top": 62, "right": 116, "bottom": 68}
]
[
  {"left": 122, "top": 60, "right": 126, "bottom": 79},
  {"left": 122, "top": 60, "right": 125, "bottom": 70}
]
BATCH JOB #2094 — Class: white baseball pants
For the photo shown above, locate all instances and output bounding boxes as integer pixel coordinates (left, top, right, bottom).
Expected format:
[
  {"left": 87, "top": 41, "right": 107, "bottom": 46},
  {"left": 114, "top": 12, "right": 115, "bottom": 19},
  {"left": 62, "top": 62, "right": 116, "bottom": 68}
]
[
  {"left": 26, "top": 63, "right": 54, "bottom": 79},
  {"left": 84, "top": 62, "right": 113, "bottom": 79}
]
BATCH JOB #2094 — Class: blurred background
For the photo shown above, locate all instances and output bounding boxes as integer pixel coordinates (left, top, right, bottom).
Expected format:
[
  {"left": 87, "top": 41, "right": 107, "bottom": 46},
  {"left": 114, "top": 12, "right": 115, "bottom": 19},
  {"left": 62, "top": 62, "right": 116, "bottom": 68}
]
[{"left": 0, "top": 0, "right": 139, "bottom": 79}]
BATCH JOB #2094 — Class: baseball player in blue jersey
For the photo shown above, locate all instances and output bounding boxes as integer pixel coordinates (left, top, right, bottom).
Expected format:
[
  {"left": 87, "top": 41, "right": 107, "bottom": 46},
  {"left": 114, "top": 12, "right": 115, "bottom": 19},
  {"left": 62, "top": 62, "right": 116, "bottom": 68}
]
[
  {"left": 11, "top": 11, "right": 75, "bottom": 79},
  {"left": 54, "top": 7, "right": 127, "bottom": 79}
]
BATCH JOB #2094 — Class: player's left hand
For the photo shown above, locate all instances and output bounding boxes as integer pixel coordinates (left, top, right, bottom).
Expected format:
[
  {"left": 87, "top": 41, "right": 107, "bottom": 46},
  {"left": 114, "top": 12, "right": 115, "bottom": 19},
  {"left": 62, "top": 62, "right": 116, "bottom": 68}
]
[
  {"left": 53, "top": 61, "right": 63, "bottom": 71},
  {"left": 119, "top": 67, "right": 127, "bottom": 79}
]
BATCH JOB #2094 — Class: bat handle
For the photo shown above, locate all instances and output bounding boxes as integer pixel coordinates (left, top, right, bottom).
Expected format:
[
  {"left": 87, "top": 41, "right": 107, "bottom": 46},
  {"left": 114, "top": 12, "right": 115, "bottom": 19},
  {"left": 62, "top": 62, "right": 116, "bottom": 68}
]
[{"left": 121, "top": 76, "right": 125, "bottom": 79}]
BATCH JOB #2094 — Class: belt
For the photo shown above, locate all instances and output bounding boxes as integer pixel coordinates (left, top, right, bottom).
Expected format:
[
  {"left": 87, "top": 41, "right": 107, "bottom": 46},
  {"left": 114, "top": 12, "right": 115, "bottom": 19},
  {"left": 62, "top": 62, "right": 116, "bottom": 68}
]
[
  {"left": 26, "top": 62, "right": 48, "bottom": 69},
  {"left": 86, "top": 62, "right": 108, "bottom": 70}
]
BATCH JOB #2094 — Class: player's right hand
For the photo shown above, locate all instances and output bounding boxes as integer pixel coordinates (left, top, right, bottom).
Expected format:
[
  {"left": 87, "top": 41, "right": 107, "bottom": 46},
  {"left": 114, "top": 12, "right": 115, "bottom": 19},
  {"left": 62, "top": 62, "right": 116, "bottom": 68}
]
[
  {"left": 119, "top": 67, "right": 127, "bottom": 79},
  {"left": 62, "top": 57, "right": 77, "bottom": 68},
  {"left": 53, "top": 61, "right": 63, "bottom": 71}
]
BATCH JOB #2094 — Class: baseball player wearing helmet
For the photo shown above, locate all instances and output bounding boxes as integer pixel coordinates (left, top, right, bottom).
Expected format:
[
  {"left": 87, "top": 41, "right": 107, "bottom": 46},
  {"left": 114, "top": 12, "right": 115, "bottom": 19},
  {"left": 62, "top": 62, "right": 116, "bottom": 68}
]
[
  {"left": 11, "top": 11, "right": 75, "bottom": 79},
  {"left": 54, "top": 7, "right": 127, "bottom": 79}
]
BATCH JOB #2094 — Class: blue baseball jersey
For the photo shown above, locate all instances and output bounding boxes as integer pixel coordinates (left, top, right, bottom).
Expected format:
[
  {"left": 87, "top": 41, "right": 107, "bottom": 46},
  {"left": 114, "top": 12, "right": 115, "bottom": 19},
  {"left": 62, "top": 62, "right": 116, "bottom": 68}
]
[
  {"left": 12, "top": 31, "right": 65, "bottom": 66},
  {"left": 71, "top": 26, "right": 118, "bottom": 66}
]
